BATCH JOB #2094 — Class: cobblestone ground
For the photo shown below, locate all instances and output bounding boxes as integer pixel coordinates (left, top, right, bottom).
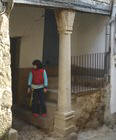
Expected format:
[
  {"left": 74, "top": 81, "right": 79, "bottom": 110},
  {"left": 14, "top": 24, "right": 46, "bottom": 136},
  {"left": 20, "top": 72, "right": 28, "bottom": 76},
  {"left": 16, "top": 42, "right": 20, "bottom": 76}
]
[
  {"left": 12, "top": 117, "right": 60, "bottom": 140},
  {"left": 78, "top": 125, "right": 116, "bottom": 140},
  {"left": 13, "top": 118, "right": 116, "bottom": 140}
]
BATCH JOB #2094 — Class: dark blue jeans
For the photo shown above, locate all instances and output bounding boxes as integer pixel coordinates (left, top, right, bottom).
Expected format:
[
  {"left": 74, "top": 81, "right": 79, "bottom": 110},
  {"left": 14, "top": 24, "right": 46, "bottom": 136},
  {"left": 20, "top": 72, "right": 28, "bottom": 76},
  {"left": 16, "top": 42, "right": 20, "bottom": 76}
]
[{"left": 32, "top": 88, "right": 47, "bottom": 114}]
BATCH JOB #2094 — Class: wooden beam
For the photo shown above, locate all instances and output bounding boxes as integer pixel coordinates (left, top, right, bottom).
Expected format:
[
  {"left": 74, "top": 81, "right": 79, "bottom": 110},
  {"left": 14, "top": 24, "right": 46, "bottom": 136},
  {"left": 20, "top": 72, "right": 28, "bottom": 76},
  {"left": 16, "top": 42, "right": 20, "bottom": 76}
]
[{"left": 14, "top": 0, "right": 111, "bottom": 15}]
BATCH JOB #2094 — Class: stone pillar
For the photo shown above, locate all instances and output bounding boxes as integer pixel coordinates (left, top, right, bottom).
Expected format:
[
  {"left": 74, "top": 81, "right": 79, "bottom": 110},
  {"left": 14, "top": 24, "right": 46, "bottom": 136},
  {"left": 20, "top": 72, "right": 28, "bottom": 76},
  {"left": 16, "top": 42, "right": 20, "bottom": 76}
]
[
  {"left": 0, "top": 1, "right": 14, "bottom": 139},
  {"left": 54, "top": 9, "right": 75, "bottom": 136},
  {"left": 106, "top": 0, "right": 116, "bottom": 125}
]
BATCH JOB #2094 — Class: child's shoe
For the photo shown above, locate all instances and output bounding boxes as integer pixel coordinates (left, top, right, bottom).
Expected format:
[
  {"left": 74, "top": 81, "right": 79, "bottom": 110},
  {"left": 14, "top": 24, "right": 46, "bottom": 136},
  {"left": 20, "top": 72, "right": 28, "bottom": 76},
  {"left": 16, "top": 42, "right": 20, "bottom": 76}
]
[
  {"left": 33, "top": 113, "right": 39, "bottom": 118},
  {"left": 41, "top": 114, "right": 47, "bottom": 117}
]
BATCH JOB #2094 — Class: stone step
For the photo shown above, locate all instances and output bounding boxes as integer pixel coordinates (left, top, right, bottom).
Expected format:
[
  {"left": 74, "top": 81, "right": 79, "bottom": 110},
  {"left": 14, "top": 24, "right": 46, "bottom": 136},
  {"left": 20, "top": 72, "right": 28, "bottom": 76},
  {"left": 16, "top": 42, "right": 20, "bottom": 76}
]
[
  {"left": 45, "top": 89, "right": 58, "bottom": 102},
  {"left": 14, "top": 102, "right": 57, "bottom": 131},
  {"left": 72, "top": 76, "right": 105, "bottom": 88},
  {"left": 48, "top": 76, "right": 58, "bottom": 89},
  {"left": 48, "top": 76, "right": 105, "bottom": 89}
]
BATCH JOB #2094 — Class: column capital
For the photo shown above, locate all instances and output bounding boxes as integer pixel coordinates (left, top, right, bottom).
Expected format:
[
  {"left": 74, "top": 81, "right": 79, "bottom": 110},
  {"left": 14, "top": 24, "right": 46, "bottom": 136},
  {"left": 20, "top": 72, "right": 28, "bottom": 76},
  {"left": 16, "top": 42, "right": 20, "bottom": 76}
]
[{"left": 55, "top": 9, "right": 75, "bottom": 34}]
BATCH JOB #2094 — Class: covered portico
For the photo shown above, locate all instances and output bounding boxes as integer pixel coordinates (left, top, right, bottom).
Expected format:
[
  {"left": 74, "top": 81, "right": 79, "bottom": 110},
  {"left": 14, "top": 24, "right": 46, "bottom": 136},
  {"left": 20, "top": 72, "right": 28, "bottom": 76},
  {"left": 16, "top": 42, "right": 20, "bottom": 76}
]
[
  {"left": 9, "top": 0, "right": 112, "bottom": 138},
  {"left": 0, "top": 0, "right": 114, "bottom": 139},
  {"left": 10, "top": 7, "right": 76, "bottom": 136}
]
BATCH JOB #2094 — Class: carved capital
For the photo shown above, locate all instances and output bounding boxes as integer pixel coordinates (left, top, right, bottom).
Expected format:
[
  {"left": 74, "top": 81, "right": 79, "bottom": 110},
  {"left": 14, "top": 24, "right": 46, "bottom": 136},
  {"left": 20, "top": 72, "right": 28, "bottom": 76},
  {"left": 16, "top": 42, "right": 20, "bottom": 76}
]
[{"left": 55, "top": 9, "right": 75, "bottom": 34}]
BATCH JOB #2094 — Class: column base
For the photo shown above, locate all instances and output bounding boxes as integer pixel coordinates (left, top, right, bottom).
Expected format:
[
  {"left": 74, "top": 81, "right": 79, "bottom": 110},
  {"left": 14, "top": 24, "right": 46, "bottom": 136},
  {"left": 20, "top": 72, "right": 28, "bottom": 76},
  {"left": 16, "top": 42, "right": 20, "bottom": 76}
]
[
  {"left": 7, "top": 128, "right": 18, "bottom": 140},
  {"left": 54, "top": 111, "right": 76, "bottom": 137}
]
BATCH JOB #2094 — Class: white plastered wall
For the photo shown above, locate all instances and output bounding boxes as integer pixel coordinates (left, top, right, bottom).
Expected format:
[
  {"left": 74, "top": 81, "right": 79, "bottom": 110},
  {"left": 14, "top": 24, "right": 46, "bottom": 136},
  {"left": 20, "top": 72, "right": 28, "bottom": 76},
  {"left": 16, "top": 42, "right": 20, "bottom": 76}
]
[
  {"left": 71, "top": 12, "right": 109, "bottom": 69},
  {"left": 10, "top": 6, "right": 109, "bottom": 68},
  {"left": 72, "top": 12, "right": 109, "bottom": 56},
  {"left": 10, "top": 5, "right": 45, "bottom": 68}
]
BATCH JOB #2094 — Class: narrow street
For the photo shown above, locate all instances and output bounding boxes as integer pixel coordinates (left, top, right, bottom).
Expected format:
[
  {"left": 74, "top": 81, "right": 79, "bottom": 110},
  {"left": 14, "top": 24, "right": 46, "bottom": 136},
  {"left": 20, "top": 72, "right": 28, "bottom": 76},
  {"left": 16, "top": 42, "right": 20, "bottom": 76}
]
[{"left": 13, "top": 117, "right": 116, "bottom": 140}]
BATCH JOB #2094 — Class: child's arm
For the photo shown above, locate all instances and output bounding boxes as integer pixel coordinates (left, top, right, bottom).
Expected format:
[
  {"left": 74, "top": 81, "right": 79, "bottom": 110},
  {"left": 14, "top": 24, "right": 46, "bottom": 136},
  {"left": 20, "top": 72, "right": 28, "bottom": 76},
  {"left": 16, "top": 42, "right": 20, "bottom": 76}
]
[
  {"left": 43, "top": 70, "right": 48, "bottom": 89},
  {"left": 27, "top": 72, "right": 32, "bottom": 93}
]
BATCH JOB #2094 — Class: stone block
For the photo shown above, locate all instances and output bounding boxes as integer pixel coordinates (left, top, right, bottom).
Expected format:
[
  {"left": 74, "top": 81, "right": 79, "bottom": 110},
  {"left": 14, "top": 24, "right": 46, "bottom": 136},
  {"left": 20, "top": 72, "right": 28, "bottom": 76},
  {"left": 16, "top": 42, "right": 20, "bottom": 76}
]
[
  {"left": 66, "top": 133, "right": 78, "bottom": 140},
  {"left": 8, "top": 129, "right": 18, "bottom": 140},
  {"left": 54, "top": 111, "right": 76, "bottom": 136},
  {"left": 15, "top": 105, "right": 56, "bottom": 131}
]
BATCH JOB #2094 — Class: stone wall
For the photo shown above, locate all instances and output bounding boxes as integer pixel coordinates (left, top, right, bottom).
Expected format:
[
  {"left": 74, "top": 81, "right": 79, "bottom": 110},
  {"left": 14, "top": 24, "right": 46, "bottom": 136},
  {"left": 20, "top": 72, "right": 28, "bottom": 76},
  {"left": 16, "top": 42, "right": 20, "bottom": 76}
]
[
  {"left": 72, "top": 90, "right": 106, "bottom": 131},
  {"left": 0, "top": 14, "right": 12, "bottom": 139},
  {"left": 95, "top": 0, "right": 111, "bottom": 3},
  {"left": 81, "top": 0, "right": 111, "bottom": 4},
  {"left": 104, "top": 84, "right": 116, "bottom": 127}
]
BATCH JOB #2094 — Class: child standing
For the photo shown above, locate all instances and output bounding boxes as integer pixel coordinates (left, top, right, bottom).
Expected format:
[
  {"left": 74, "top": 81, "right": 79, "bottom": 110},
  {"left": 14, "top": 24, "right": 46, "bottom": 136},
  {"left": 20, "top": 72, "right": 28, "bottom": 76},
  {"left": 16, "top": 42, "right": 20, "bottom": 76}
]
[{"left": 27, "top": 60, "right": 48, "bottom": 117}]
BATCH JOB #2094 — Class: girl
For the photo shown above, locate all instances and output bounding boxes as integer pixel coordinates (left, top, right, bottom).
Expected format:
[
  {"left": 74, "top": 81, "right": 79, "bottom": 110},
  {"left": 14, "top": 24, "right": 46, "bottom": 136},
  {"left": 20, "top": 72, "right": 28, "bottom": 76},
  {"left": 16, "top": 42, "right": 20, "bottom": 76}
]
[{"left": 27, "top": 59, "right": 48, "bottom": 117}]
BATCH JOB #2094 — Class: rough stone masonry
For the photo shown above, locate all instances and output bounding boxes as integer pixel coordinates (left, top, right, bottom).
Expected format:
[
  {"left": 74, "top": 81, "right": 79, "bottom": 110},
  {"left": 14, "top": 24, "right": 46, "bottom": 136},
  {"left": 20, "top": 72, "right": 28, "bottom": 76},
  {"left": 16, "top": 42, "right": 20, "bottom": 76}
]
[{"left": 0, "top": 13, "right": 12, "bottom": 140}]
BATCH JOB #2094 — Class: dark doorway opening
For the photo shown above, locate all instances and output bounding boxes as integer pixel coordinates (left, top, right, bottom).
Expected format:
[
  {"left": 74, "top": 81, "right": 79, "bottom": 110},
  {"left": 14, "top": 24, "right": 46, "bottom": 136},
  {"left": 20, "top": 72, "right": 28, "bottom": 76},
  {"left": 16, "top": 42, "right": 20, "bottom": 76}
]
[
  {"left": 43, "top": 9, "right": 59, "bottom": 66},
  {"left": 10, "top": 37, "right": 21, "bottom": 105}
]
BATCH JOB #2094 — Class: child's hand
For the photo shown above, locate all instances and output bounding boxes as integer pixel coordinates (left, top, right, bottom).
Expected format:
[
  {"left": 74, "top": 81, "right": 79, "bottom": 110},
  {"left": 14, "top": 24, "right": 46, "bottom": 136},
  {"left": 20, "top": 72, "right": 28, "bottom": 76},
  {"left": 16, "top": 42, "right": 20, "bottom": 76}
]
[
  {"left": 27, "top": 87, "right": 31, "bottom": 94},
  {"left": 44, "top": 88, "right": 47, "bottom": 93}
]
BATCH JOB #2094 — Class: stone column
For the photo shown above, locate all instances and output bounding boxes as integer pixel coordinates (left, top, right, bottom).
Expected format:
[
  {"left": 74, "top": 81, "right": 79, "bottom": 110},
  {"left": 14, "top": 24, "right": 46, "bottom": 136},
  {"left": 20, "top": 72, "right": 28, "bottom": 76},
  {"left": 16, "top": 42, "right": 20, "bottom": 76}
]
[
  {"left": 108, "top": 0, "right": 116, "bottom": 124},
  {"left": 54, "top": 9, "right": 75, "bottom": 136}
]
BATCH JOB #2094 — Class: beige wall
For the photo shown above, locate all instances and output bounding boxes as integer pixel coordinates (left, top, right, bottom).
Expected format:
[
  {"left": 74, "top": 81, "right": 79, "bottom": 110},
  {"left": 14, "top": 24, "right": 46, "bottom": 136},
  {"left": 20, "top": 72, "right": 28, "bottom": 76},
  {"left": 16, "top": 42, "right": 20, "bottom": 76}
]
[
  {"left": 72, "top": 13, "right": 109, "bottom": 56},
  {"left": 10, "top": 5, "right": 45, "bottom": 68},
  {"left": 10, "top": 6, "right": 109, "bottom": 67}
]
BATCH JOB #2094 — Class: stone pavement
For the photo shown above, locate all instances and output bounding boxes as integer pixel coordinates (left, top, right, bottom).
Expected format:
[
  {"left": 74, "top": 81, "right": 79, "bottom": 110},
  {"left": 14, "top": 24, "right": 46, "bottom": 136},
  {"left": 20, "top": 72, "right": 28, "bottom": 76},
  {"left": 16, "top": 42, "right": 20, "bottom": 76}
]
[
  {"left": 13, "top": 117, "right": 116, "bottom": 140},
  {"left": 78, "top": 125, "right": 116, "bottom": 140}
]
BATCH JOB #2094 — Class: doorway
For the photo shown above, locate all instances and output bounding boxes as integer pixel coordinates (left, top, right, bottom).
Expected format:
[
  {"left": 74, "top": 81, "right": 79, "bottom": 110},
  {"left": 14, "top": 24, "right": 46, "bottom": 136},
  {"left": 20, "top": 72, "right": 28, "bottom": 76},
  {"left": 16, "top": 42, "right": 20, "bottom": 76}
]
[
  {"left": 43, "top": 9, "right": 59, "bottom": 66},
  {"left": 10, "top": 37, "right": 21, "bottom": 105}
]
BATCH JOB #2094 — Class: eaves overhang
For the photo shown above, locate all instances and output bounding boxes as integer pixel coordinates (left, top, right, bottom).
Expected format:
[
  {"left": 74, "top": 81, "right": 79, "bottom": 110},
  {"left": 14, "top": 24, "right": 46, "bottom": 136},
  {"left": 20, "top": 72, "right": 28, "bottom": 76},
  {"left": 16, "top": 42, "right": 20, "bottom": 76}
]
[{"left": 14, "top": 0, "right": 112, "bottom": 15}]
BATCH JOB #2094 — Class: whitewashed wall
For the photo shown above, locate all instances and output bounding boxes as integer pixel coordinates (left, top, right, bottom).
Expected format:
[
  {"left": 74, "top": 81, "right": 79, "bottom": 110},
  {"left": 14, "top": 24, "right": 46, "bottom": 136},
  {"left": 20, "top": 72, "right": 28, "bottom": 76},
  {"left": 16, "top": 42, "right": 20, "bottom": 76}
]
[
  {"left": 72, "top": 12, "right": 109, "bottom": 69},
  {"left": 10, "top": 5, "right": 45, "bottom": 68},
  {"left": 10, "top": 6, "right": 109, "bottom": 69},
  {"left": 72, "top": 12, "right": 109, "bottom": 56}
]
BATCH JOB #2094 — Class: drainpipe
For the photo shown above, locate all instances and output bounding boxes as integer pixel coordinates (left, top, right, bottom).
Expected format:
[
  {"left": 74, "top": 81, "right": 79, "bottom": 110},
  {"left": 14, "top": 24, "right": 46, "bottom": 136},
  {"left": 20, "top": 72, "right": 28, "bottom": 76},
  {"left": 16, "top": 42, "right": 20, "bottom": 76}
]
[
  {"left": 105, "top": 0, "right": 116, "bottom": 80},
  {"left": 104, "top": 24, "right": 110, "bottom": 80},
  {"left": 107, "top": 0, "right": 114, "bottom": 54},
  {"left": 104, "top": 0, "right": 113, "bottom": 81}
]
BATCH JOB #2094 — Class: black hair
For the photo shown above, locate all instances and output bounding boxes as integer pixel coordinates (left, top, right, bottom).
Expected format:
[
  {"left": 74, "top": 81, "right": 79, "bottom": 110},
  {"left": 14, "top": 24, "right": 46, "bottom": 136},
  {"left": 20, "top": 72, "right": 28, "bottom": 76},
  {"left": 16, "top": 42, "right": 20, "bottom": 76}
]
[{"left": 32, "top": 59, "right": 43, "bottom": 69}]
